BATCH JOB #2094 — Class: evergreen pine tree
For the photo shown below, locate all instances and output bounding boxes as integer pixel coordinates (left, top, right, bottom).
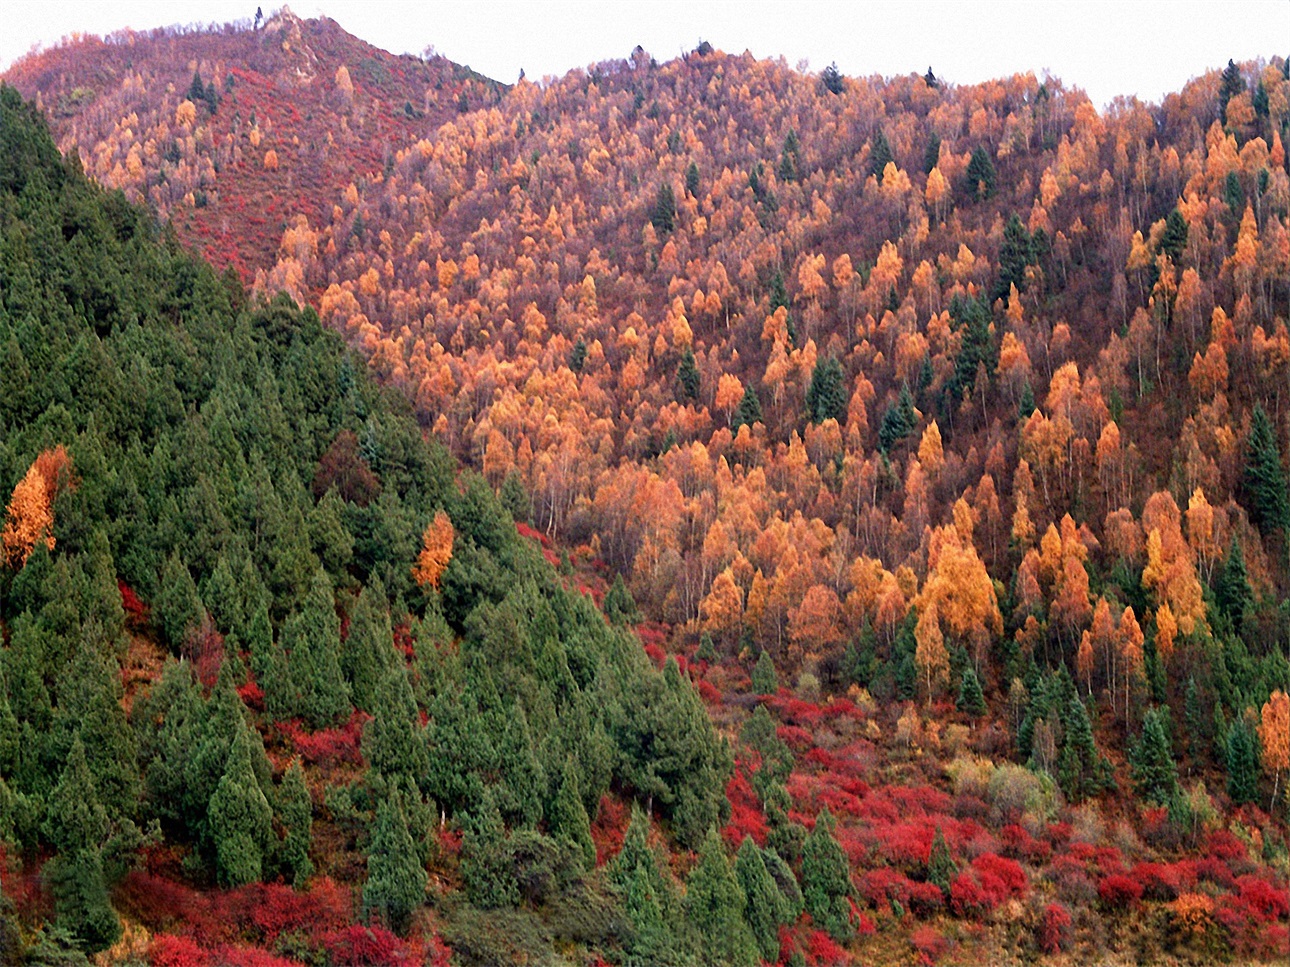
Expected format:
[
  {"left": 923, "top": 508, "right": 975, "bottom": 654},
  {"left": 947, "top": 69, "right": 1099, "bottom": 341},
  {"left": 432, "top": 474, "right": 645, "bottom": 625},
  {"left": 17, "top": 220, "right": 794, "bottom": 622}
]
[
  {"left": 1225, "top": 718, "right": 1261, "bottom": 805},
  {"left": 603, "top": 574, "right": 640, "bottom": 626},
  {"left": 342, "top": 579, "right": 396, "bottom": 713},
  {"left": 282, "top": 568, "right": 349, "bottom": 728},
  {"left": 992, "top": 213, "right": 1035, "bottom": 301},
  {"left": 1184, "top": 675, "right": 1205, "bottom": 764},
  {"left": 363, "top": 789, "right": 427, "bottom": 934},
  {"left": 685, "top": 161, "right": 701, "bottom": 197},
  {"left": 44, "top": 735, "right": 107, "bottom": 856},
  {"left": 1215, "top": 535, "right": 1254, "bottom": 633},
  {"left": 1219, "top": 59, "right": 1246, "bottom": 121},
  {"left": 806, "top": 356, "right": 846, "bottom": 424},
  {"left": 460, "top": 788, "right": 517, "bottom": 908},
  {"left": 155, "top": 552, "right": 204, "bottom": 649},
  {"left": 801, "top": 808, "right": 853, "bottom": 942},
  {"left": 569, "top": 337, "right": 587, "bottom": 373},
  {"left": 624, "top": 858, "right": 669, "bottom": 964},
  {"left": 697, "top": 632, "right": 717, "bottom": 662},
  {"left": 878, "top": 383, "right": 918, "bottom": 452},
  {"left": 208, "top": 725, "right": 274, "bottom": 887},
  {"left": 362, "top": 665, "right": 430, "bottom": 782},
  {"left": 751, "top": 650, "right": 778, "bottom": 695},
  {"left": 965, "top": 146, "right": 997, "bottom": 200},
  {"left": 731, "top": 384, "right": 763, "bottom": 432},
  {"left": 42, "top": 736, "right": 120, "bottom": 952},
  {"left": 957, "top": 665, "right": 987, "bottom": 716},
  {"left": 927, "top": 825, "right": 956, "bottom": 895},
  {"left": 1243, "top": 405, "right": 1289, "bottom": 533},
  {"left": 651, "top": 182, "right": 676, "bottom": 234},
  {"left": 922, "top": 132, "right": 941, "bottom": 174},
  {"left": 1131, "top": 707, "right": 1180, "bottom": 805},
  {"left": 499, "top": 470, "right": 530, "bottom": 522},
  {"left": 1160, "top": 208, "right": 1189, "bottom": 263},
  {"left": 868, "top": 129, "right": 894, "bottom": 181},
  {"left": 685, "top": 828, "right": 757, "bottom": 967},
  {"left": 677, "top": 347, "right": 701, "bottom": 400},
  {"left": 821, "top": 63, "right": 844, "bottom": 95},
  {"left": 1058, "top": 691, "right": 1104, "bottom": 802},
  {"left": 279, "top": 758, "right": 313, "bottom": 886},
  {"left": 548, "top": 758, "right": 595, "bottom": 868},
  {"left": 735, "top": 836, "right": 792, "bottom": 963}
]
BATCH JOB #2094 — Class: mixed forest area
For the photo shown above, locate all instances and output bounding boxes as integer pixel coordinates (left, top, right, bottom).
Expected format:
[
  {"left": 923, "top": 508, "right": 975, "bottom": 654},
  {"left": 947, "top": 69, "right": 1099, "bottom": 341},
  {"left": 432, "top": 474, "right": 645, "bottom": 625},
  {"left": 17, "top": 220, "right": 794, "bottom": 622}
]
[{"left": 0, "top": 8, "right": 1288, "bottom": 966}]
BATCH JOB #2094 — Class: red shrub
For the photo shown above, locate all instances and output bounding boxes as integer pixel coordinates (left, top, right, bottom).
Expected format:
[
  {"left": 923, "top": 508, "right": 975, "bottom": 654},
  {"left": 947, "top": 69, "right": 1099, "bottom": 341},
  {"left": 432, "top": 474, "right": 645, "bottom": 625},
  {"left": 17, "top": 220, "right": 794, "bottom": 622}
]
[
  {"left": 857, "top": 867, "right": 915, "bottom": 909},
  {"left": 998, "top": 823, "right": 1051, "bottom": 864},
  {"left": 642, "top": 643, "right": 665, "bottom": 667},
  {"left": 591, "top": 794, "right": 629, "bottom": 866},
  {"left": 150, "top": 934, "right": 208, "bottom": 967},
  {"left": 803, "top": 928, "right": 848, "bottom": 966},
  {"left": 950, "top": 871, "right": 988, "bottom": 916},
  {"left": 879, "top": 822, "right": 933, "bottom": 871},
  {"left": 695, "top": 678, "right": 721, "bottom": 703},
  {"left": 237, "top": 679, "right": 265, "bottom": 712},
  {"left": 1039, "top": 902, "right": 1073, "bottom": 954},
  {"left": 910, "top": 925, "right": 949, "bottom": 965},
  {"left": 1098, "top": 873, "right": 1143, "bottom": 907},
  {"left": 1237, "top": 875, "right": 1290, "bottom": 920},
  {"left": 322, "top": 926, "right": 415, "bottom": 966},
  {"left": 1131, "top": 861, "right": 1181, "bottom": 901},
  {"left": 277, "top": 711, "right": 369, "bottom": 768},
  {"left": 211, "top": 948, "right": 302, "bottom": 967},
  {"left": 908, "top": 880, "right": 946, "bottom": 917},
  {"left": 971, "top": 852, "right": 1027, "bottom": 903},
  {"left": 119, "top": 580, "right": 149, "bottom": 618},
  {"left": 776, "top": 724, "right": 814, "bottom": 752},
  {"left": 1204, "top": 829, "right": 1248, "bottom": 864}
]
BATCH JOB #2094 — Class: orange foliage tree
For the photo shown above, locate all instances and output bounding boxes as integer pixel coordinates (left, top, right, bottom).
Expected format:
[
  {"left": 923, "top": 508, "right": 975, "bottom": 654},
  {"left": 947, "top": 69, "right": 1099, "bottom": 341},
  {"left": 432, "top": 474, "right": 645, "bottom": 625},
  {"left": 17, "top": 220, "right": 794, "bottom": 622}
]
[
  {"left": 412, "top": 511, "right": 454, "bottom": 589},
  {"left": 2, "top": 446, "right": 72, "bottom": 568}
]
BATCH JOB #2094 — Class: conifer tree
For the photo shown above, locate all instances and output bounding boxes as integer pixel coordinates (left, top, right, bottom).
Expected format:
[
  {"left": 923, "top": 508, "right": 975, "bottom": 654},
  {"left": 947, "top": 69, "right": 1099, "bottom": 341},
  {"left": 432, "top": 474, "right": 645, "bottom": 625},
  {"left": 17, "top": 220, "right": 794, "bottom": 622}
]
[
  {"left": 735, "top": 836, "right": 796, "bottom": 963},
  {"left": 806, "top": 356, "right": 846, "bottom": 424},
  {"left": 677, "top": 347, "right": 701, "bottom": 400},
  {"left": 731, "top": 384, "right": 763, "bottom": 432},
  {"left": 279, "top": 758, "right": 313, "bottom": 886},
  {"left": 603, "top": 574, "right": 640, "bottom": 626},
  {"left": 362, "top": 665, "right": 430, "bottom": 782},
  {"left": 155, "top": 552, "right": 204, "bottom": 649},
  {"left": 868, "top": 129, "right": 894, "bottom": 181},
  {"left": 342, "top": 579, "right": 397, "bottom": 713},
  {"left": 1243, "top": 406, "right": 1289, "bottom": 534},
  {"left": 927, "top": 825, "right": 956, "bottom": 895},
  {"left": 685, "top": 828, "right": 757, "bottom": 967},
  {"left": 208, "top": 726, "right": 274, "bottom": 887},
  {"left": 957, "top": 665, "right": 987, "bottom": 716},
  {"left": 1058, "top": 690, "right": 1107, "bottom": 802},
  {"left": 283, "top": 568, "right": 349, "bottom": 728},
  {"left": 363, "top": 789, "right": 426, "bottom": 934},
  {"left": 801, "top": 807, "right": 853, "bottom": 942},
  {"left": 460, "top": 788, "right": 516, "bottom": 908},
  {"left": 1214, "top": 535, "right": 1254, "bottom": 633},
  {"left": 548, "top": 758, "right": 595, "bottom": 868},
  {"left": 965, "top": 145, "right": 997, "bottom": 199},
  {"left": 1131, "top": 706, "right": 1180, "bottom": 806},
  {"left": 43, "top": 735, "right": 119, "bottom": 952},
  {"left": 1225, "top": 718, "right": 1261, "bottom": 805},
  {"left": 751, "top": 650, "right": 778, "bottom": 695}
]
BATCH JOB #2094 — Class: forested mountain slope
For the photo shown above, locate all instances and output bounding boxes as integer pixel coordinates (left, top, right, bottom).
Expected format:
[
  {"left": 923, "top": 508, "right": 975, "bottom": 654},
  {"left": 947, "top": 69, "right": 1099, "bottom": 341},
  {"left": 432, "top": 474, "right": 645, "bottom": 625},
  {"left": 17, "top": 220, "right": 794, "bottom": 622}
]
[
  {"left": 0, "top": 86, "right": 729, "bottom": 965},
  {"left": 2, "top": 13, "right": 1290, "bottom": 965},
  {"left": 2, "top": 8, "right": 501, "bottom": 280}
]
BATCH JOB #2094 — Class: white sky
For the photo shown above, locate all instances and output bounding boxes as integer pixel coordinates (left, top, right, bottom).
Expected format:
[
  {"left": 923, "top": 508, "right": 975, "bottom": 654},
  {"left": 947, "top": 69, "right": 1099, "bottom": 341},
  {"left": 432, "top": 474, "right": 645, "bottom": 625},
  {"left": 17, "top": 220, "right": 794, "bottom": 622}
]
[{"left": 1, "top": 1, "right": 1284, "bottom": 110}]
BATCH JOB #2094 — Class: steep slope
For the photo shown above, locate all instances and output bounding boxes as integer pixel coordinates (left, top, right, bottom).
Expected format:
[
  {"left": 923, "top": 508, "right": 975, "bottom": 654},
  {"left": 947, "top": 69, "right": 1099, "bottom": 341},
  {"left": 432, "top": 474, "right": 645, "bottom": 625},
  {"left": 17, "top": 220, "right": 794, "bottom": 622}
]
[
  {"left": 2, "top": 8, "right": 502, "bottom": 279},
  {"left": 0, "top": 85, "right": 728, "bottom": 965}
]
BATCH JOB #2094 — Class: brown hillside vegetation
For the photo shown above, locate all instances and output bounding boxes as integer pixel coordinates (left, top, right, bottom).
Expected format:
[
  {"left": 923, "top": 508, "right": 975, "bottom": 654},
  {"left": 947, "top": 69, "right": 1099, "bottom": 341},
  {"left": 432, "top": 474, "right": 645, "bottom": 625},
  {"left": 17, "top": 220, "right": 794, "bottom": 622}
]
[{"left": 2, "top": 8, "right": 502, "bottom": 279}]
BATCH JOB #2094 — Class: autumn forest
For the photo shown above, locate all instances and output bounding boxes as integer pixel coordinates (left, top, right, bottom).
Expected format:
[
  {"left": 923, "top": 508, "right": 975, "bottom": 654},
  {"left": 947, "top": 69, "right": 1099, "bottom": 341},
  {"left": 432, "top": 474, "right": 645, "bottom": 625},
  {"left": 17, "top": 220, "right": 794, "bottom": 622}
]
[{"left": 0, "top": 8, "right": 1287, "bottom": 966}]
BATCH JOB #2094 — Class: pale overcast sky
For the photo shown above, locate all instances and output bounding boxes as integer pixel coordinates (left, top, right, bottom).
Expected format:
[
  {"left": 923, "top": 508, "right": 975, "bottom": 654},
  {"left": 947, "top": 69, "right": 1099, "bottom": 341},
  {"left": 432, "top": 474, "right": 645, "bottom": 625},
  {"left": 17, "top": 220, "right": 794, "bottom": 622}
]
[{"left": 1, "top": 1, "right": 1284, "bottom": 110}]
